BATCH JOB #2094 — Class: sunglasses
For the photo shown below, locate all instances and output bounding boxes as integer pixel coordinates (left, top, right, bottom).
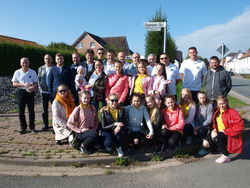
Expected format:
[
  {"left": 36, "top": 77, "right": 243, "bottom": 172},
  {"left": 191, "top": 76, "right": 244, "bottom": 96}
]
[
  {"left": 160, "top": 57, "right": 168, "bottom": 60},
  {"left": 110, "top": 99, "right": 118, "bottom": 103},
  {"left": 58, "top": 89, "right": 67, "bottom": 93},
  {"left": 98, "top": 52, "right": 104, "bottom": 55}
]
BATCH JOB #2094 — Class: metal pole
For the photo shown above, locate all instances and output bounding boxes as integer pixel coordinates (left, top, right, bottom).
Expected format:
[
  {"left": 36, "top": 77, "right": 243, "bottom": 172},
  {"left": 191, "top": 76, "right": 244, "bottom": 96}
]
[
  {"left": 163, "top": 21, "right": 167, "bottom": 53},
  {"left": 221, "top": 43, "right": 224, "bottom": 66}
]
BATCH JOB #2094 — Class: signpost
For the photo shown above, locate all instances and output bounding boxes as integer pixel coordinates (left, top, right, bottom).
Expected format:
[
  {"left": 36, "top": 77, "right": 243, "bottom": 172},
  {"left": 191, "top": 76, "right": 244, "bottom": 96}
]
[
  {"left": 217, "top": 43, "right": 229, "bottom": 65},
  {"left": 144, "top": 22, "right": 167, "bottom": 53}
]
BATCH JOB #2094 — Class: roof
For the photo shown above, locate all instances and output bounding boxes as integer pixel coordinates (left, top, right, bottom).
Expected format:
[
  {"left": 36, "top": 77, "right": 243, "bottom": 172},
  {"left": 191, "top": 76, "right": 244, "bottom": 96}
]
[
  {"left": 72, "top": 31, "right": 132, "bottom": 55},
  {"left": 0, "top": 35, "right": 42, "bottom": 47},
  {"left": 72, "top": 32, "right": 107, "bottom": 47},
  {"left": 102, "top": 36, "right": 130, "bottom": 54},
  {"left": 226, "top": 52, "right": 237, "bottom": 57},
  {"left": 239, "top": 50, "right": 250, "bottom": 60}
]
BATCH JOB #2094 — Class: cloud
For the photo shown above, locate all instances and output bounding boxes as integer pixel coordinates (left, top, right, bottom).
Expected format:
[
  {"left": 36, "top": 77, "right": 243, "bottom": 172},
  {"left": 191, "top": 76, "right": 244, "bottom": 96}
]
[{"left": 176, "top": 7, "right": 250, "bottom": 59}]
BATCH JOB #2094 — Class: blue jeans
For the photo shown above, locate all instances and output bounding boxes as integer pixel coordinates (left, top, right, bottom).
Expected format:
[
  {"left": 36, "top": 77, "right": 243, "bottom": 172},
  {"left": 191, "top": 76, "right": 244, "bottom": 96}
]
[{"left": 101, "top": 128, "right": 126, "bottom": 148}]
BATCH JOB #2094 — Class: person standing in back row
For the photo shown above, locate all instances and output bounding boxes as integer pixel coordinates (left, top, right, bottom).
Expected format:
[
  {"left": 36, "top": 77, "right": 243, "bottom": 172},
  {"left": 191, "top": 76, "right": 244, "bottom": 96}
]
[
  {"left": 38, "top": 54, "right": 54, "bottom": 130},
  {"left": 180, "top": 47, "right": 207, "bottom": 102},
  {"left": 203, "top": 56, "right": 232, "bottom": 107},
  {"left": 12, "top": 57, "right": 38, "bottom": 135}
]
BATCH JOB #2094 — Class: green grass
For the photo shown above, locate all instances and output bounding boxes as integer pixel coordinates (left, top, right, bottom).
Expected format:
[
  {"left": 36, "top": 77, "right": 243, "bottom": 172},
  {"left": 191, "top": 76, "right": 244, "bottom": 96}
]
[
  {"left": 114, "top": 157, "right": 131, "bottom": 167},
  {"left": 104, "top": 169, "right": 115, "bottom": 175},
  {"left": 173, "top": 152, "right": 189, "bottom": 158},
  {"left": 242, "top": 75, "right": 250, "bottom": 79},
  {"left": 228, "top": 95, "right": 249, "bottom": 109},
  {"left": 151, "top": 154, "right": 164, "bottom": 161},
  {"left": 22, "top": 151, "right": 36, "bottom": 156}
]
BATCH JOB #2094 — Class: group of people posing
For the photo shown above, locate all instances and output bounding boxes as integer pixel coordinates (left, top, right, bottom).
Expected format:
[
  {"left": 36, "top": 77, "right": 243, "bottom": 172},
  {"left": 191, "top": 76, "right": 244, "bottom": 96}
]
[{"left": 12, "top": 47, "right": 244, "bottom": 163}]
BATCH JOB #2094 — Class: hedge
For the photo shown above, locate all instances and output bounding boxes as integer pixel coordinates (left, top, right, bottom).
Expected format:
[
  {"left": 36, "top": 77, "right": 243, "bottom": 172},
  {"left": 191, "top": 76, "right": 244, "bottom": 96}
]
[{"left": 0, "top": 42, "right": 85, "bottom": 76}]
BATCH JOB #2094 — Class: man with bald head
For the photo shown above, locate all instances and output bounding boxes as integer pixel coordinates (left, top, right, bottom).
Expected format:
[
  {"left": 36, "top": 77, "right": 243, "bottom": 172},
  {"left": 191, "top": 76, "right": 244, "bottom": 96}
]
[
  {"left": 12, "top": 57, "right": 38, "bottom": 134},
  {"left": 147, "top": 53, "right": 157, "bottom": 76},
  {"left": 124, "top": 52, "right": 140, "bottom": 76}
]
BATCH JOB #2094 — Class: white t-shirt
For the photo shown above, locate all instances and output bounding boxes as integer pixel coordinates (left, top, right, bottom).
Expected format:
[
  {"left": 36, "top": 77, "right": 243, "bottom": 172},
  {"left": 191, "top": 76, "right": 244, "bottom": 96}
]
[
  {"left": 165, "top": 63, "right": 180, "bottom": 95},
  {"left": 88, "top": 72, "right": 100, "bottom": 96},
  {"left": 104, "top": 62, "right": 115, "bottom": 76},
  {"left": 12, "top": 68, "right": 38, "bottom": 90},
  {"left": 179, "top": 59, "right": 207, "bottom": 91}
]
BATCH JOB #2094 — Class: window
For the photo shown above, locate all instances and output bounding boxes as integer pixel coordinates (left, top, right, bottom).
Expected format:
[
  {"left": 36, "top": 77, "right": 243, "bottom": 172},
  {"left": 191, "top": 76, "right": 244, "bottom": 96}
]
[
  {"left": 77, "top": 43, "right": 83, "bottom": 49},
  {"left": 90, "top": 42, "right": 95, "bottom": 48}
]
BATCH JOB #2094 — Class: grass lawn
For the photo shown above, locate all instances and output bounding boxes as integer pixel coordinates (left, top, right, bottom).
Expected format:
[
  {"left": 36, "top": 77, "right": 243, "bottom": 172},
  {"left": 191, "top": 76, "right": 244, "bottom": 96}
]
[{"left": 242, "top": 74, "right": 250, "bottom": 79}]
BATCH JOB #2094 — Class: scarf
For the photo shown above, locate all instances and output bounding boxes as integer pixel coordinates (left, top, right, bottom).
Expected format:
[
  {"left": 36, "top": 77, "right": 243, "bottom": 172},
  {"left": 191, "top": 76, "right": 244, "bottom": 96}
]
[{"left": 55, "top": 93, "right": 75, "bottom": 118}]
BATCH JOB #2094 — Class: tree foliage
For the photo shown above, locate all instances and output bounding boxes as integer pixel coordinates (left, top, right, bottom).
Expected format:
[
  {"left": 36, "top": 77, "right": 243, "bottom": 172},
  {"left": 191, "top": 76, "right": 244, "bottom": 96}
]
[
  {"left": 145, "top": 8, "right": 177, "bottom": 62},
  {"left": 47, "top": 42, "right": 76, "bottom": 52}
]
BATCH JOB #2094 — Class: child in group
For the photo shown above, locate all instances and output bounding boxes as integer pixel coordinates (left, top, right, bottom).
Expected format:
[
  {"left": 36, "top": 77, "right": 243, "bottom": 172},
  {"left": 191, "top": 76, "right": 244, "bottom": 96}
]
[
  {"left": 179, "top": 88, "right": 196, "bottom": 144},
  {"left": 202, "top": 95, "right": 244, "bottom": 163},
  {"left": 101, "top": 93, "right": 127, "bottom": 157},
  {"left": 145, "top": 95, "right": 162, "bottom": 150},
  {"left": 67, "top": 91, "right": 99, "bottom": 154},
  {"left": 129, "top": 60, "right": 152, "bottom": 100},
  {"left": 75, "top": 65, "right": 87, "bottom": 92},
  {"left": 194, "top": 91, "right": 214, "bottom": 156},
  {"left": 124, "top": 93, "right": 154, "bottom": 152},
  {"left": 161, "top": 95, "right": 185, "bottom": 151},
  {"left": 150, "top": 63, "right": 171, "bottom": 106}
]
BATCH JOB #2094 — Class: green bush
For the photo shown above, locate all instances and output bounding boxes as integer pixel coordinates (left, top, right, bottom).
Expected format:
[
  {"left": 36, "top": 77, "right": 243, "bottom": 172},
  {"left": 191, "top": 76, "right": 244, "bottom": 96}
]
[{"left": 0, "top": 42, "right": 85, "bottom": 76}]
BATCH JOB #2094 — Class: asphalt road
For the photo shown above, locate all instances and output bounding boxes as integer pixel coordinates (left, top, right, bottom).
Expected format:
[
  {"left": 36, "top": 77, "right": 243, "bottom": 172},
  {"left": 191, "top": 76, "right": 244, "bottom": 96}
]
[
  {"left": 0, "top": 137, "right": 249, "bottom": 188},
  {"left": 231, "top": 77, "right": 250, "bottom": 99}
]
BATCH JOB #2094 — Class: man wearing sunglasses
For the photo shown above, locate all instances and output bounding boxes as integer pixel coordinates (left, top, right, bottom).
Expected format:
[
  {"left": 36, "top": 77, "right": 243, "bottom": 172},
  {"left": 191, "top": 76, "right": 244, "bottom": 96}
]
[
  {"left": 96, "top": 48, "right": 105, "bottom": 61},
  {"left": 160, "top": 53, "right": 180, "bottom": 98}
]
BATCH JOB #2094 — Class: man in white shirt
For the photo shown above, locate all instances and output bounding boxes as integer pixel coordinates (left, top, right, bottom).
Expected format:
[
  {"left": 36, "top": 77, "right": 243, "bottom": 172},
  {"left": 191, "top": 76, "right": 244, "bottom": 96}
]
[
  {"left": 160, "top": 53, "right": 181, "bottom": 98},
  {"left": 12, "top": 57, "right": 38, "bottom": 134},
  {"left": 104, "top": 50, "right": 116, "bottom": 75},
  {"left": 38, "top": 54, "right": 53, "bottom": 130},
  {"left": 147, "top": 54, "right": 157, "bottom": 76},
  {"left": 180, "top": 47, "right": 207, "bottom": 102}
]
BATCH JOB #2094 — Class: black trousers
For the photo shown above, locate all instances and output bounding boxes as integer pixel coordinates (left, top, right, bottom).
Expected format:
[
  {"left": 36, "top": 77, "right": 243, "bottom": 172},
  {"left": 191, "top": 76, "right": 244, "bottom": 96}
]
[
  {"left": 17, "top": 89, "right": 35, "bottom": 131},
  {"left": 161, "top": 128, "right": 182, "bottom": 148},
  {"left": 41, "top": 93, "right": 53, "bottom": 127},
  {"left": 76, "top": 130, "right": 97, "bottom": 148},
  {"left": 205, "top": 132, "right": 229, "bottom": 156}
]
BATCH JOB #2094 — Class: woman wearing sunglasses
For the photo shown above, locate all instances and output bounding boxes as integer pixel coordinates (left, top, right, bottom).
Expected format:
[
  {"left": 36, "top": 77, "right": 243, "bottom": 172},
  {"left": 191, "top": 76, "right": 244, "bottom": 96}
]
[
  {"left": 52, "top": 84, "right": 75, "bottom": 145},
  {"left": 101, "top": 93, "right": 127, "bottom": 157}
]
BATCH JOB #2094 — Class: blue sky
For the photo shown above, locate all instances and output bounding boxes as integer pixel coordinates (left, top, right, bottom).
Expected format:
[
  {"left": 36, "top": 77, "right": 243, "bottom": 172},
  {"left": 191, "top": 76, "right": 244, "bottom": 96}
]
[{"left": 1, "top": 0, "right": 250, "bottom": 59}]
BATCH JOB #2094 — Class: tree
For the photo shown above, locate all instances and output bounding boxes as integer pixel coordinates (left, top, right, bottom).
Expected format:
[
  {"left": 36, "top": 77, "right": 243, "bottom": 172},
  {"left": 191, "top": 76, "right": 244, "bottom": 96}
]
[
  {"left": 145, "top": 8, "right": 177, "bottom": 62},
  {"left": 47, "top": 42, "right": 76, "bottom": 52}
]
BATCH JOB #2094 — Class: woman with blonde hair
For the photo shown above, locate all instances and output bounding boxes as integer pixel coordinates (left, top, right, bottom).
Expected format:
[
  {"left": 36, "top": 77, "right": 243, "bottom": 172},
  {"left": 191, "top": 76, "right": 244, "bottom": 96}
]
[
  {"left": 67, "top": 91, "right": 99, "bottom": 154},
  {"left": 52, "top": 84, "right": 75, "bottom": 145},
  {"left": 179, "top": 88, "right": 196, "bottom": 144},
  {"left": 101, "top": 93, "right": 127, "bottom": 157}
]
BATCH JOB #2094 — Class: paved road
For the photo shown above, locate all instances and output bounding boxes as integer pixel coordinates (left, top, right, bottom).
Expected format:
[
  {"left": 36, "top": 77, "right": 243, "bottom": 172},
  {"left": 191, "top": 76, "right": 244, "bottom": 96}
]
[
  {"left": 231, "top": 77, "right": 250, "bottom": 97},
  {"left": 230, "top": 77, "right": 250, "bottom": 104},
  {"left": 1, "top": 136, "right": 249, "bottom": 188}
]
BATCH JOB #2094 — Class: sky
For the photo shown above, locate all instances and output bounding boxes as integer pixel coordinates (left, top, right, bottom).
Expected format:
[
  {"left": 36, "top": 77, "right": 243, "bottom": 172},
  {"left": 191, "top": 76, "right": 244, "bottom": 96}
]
[{"left": 1, "top": 0, "right": 250, "bottom": 59}]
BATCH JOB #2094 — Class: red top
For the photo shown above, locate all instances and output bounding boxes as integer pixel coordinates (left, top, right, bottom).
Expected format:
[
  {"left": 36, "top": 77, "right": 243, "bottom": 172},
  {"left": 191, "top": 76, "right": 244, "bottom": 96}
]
[
  {"left": 162, "top": 105, "right": 185, "bottom": 134},
  {"left": 213, "top": 107, "right": 244, "bottom": 153},
  {"left": 105, "top": 73, "right": 129, "bottom": 103}
]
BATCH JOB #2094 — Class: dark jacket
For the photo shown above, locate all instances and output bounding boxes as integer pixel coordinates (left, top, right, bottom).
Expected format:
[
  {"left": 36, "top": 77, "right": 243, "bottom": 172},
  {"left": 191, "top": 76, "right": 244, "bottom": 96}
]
[
  {"left": 203, "top": 66, "right": 232, "bottom": 101},
  {"left": 86, "top": 70, "right": 107, "bottom": 101},
  {"left": 101, "top": 108, "right": 127, "bottom": 132}
]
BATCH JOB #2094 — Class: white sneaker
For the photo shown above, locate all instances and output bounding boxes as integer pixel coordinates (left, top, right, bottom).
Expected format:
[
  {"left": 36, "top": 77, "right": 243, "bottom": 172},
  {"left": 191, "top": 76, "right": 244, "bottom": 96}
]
[
  {"left": 215, "top": 154, "right": 231, "bottom": 163},
  {"left": 185, "top": 137, "right": 192, "bottom": 145},
  {"left": 116, "top": 147, "right": 124, "bottom": 157}
]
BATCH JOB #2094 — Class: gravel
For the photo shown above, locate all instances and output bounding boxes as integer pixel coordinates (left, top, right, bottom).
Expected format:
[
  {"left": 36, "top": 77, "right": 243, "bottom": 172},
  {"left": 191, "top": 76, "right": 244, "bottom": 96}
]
[{"left": 0, "top": 76, "right": 41, "bottom": 113}]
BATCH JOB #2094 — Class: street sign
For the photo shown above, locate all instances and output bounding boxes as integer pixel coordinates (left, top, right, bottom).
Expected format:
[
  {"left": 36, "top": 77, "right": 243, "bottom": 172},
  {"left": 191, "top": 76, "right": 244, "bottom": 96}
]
[
  {"left": 146, "top": 27, "right": 162, "bottom": 31},
  {"left": 217, "top": 44, "right": 229, "bottom": 55},
  {"left": 144, "top": 22, "right": 166, "bottom": 28}
]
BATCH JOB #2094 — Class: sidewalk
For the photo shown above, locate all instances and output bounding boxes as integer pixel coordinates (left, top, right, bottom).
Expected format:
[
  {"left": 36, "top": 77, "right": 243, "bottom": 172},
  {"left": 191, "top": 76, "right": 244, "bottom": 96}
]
[{"left": 0, "top": 104, "right": 249, "bottom": 168}]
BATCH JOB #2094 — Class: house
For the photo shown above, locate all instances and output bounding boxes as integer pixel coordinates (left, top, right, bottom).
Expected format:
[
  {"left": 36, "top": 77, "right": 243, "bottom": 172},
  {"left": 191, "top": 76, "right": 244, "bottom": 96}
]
[
  {"left": 0, "top": 35, "right": 42, "bottom": 47},
  {"left": 72, "top": 31, "right": 132, "bottom": 56},
  {"left": 224, "top": 50, "right": 250, "bottom": 74}
]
